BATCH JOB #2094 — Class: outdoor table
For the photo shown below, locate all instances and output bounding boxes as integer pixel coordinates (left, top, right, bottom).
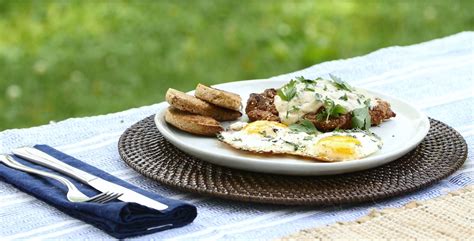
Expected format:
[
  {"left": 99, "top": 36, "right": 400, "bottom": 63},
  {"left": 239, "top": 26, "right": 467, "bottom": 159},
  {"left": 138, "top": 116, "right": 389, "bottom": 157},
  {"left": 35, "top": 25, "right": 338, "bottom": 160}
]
[{"left": 1, "top": 31, "right": 472, "bottom": 240}]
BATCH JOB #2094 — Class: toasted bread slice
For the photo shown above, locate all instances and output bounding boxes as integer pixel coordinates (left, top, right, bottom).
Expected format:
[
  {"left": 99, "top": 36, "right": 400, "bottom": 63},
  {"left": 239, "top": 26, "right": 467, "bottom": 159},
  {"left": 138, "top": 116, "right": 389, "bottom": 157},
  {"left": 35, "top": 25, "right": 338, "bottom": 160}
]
[
  {"left": 166, "top": 88, "right": 241, "bottom": 121},
  {"left": 195, "top": 83, "right": 242, "bottom": 111},
  {"left": 164, "top": 107, "right": 223, "bottom": 136}
]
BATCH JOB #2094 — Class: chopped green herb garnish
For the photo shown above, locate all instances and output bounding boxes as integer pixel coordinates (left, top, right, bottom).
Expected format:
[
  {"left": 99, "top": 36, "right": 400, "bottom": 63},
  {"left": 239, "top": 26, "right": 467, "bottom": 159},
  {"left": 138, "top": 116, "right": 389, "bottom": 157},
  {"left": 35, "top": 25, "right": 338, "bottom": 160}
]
[
  {"left": 296, "top": 76, "right": 316, "bottom": 84},
  {"left": 316, "top": 111, "right": 326, "bottom": 121},
  {"left": 339, "top": 93, "right": 348, "bottom": 101},
  {"left": 291, "top": 106, "right": 300, "bottom": 112},
  {"left": 329, "top": 74, "right": 353, "bottom": 91},
  {"left": 331, "top": 104, "right": 347, "bottom": 117},
  {"left": 284, "top": 140, "right": 300, "bottom": 151},
  {"left": 364, "top": 98, "right": 371, "bottom": 107},
  {"left": 325, "top": 99, "right": 347, "bottom": 120},
  {"left": 288, "top": 120, "right": 319, "bottom": 135},
  {"left": 277, "top": 79, "right": 297, "bottom": 101},
  {"left": 323, "top": 85, "right": 328, "bottom": 91},
  {"left": 315, "top": 93, "right": 322, "bottom": 100},
  {"left": 316, "top": 99, "right": 347, "bottom": 121},
  {"left": 351, "top": 106, "right": 371, "bottom": 130}
]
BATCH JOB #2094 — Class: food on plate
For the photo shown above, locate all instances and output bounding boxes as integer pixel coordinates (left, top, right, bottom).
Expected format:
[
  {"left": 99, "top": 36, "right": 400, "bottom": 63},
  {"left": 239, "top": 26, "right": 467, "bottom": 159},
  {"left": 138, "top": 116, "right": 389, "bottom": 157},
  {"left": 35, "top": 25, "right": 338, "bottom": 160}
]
[
  {"left": 195, "top": 83, "right": 242, "bottom": 111},
  {"left": 218, "top": 76, "right": 392, "bottom": 161},
  {"left": 164, "top": 76, "right": 392, "bottom": 161},
  {"left": 246, "top": 76, "right": 395, "bottom": 131},
  {"left": 164, "top": 85, "right": 242, "bottom": 136},
  {"left": 166, "top": 88, "right": 242, "bottom": 121},
  {"left": 165, "top": 107, "right": 224, "bottom": 136},
  {"left": 218, "top": 120, "right": 382, "bottom": 162}
]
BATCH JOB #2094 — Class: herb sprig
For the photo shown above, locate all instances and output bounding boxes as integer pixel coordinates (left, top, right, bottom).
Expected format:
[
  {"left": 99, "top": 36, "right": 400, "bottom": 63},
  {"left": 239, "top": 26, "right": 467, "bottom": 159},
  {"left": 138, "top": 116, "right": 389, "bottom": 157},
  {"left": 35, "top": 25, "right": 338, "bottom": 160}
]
[
  {"left": 339, "top": 93, "right": 348, "bottom": 101},
  {"left": 329, "top": 74, "right": 353, "bottom": 92},
  {"left": 351, "top": 106, "right": 371, "bottom": 130},
  {"left": 277, "top": 79, "right": 297, "bottom": 101},
  {"left": 289, "top": 120, "right": 320, "bottom": 135},
  {"left": 317, "top": 99, "right": 348, "bottom": 121},
  {"left": 296, "top": 76, "right": 316, "bottom": 84}
]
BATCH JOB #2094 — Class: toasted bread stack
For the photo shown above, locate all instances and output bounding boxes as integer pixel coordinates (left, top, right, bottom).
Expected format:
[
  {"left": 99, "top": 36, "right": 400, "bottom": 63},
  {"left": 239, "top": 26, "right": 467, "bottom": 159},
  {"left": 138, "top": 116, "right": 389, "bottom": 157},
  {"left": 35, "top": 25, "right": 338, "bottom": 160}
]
[{"left": 164, "top": 84, "right": 242, "bottom": 136}]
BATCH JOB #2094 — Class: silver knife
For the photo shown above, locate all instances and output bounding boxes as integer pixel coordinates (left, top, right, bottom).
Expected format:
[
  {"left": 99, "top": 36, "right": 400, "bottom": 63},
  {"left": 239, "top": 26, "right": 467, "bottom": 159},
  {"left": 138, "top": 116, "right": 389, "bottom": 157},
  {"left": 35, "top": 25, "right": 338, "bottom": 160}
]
[{"left": 12, "top": 147, "right": 168, "bottom": 211}]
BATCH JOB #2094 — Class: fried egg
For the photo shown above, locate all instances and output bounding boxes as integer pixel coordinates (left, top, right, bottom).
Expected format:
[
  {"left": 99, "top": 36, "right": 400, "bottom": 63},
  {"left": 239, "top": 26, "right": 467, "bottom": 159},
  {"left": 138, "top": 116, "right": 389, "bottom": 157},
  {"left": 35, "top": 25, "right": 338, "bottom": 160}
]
[{"left": 218, "top": 120, "right": 382, "bottom": 162}]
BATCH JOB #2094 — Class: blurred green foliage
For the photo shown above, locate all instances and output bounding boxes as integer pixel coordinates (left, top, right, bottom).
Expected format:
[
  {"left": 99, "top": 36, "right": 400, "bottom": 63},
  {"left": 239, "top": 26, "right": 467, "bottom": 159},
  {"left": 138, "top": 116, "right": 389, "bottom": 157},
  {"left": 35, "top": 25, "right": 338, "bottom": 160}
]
[{"left": 0, "top": 0, "right": 473, "bottom": 130}]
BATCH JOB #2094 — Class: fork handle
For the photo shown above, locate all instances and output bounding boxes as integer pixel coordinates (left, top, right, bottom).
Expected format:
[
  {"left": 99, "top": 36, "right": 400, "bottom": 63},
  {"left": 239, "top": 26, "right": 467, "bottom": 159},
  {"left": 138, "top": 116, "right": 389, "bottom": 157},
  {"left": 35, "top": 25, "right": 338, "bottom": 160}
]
[
  {"left": 12, "top": 147, "right": 96, "bottom": 183},
  {"left": 0, "top": 155, "right": 77, "bottom": 192}
]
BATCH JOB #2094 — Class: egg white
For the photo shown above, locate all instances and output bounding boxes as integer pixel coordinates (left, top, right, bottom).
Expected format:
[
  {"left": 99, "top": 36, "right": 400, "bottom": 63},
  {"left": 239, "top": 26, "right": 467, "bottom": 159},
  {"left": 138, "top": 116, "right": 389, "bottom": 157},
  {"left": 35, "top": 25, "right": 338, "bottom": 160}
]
[{"left": 218, "top": 121, "right": 382, "bottom": 162}]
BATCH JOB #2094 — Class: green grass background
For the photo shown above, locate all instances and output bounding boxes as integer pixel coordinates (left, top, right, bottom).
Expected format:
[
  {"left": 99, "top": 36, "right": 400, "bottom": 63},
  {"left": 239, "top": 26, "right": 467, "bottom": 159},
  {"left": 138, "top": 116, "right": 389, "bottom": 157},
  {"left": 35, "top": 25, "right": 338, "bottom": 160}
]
[{"left": 0, "top": 0, "right": 473, "bottom": 130}]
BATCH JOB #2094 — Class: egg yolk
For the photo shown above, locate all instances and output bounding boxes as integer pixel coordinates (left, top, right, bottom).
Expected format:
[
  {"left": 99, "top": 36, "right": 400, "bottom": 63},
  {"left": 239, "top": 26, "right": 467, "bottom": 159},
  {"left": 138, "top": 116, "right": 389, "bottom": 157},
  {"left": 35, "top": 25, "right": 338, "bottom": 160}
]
[
  {"left": 243, "top": 121, "right": 287, "bottom": 136},
  {"left": 315, "top": 135, "right": 362, "bottom": 160}
]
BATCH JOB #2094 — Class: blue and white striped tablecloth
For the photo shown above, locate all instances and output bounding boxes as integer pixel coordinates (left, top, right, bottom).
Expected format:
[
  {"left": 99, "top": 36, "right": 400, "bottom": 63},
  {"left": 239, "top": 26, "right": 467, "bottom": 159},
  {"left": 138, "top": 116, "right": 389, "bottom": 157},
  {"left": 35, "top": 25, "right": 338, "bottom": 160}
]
[{"left": 1, "top": 31, "right": 472, "bottom": 240}]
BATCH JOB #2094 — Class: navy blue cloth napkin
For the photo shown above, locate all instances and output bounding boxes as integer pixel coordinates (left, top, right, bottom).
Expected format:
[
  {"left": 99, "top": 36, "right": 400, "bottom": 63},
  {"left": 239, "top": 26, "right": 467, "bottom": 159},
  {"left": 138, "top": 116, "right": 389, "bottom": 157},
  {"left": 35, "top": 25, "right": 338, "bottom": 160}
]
[{"left": 0, "top": 145, "right": 197, "bottom": 238}]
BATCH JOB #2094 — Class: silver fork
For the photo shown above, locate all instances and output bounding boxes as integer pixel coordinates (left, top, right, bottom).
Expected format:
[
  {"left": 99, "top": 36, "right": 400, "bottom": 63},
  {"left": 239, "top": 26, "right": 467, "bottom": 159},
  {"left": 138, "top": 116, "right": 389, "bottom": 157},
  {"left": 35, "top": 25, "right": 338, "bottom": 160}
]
[{"left": 0, "top": 155, "right": 122, "bottom": 203}]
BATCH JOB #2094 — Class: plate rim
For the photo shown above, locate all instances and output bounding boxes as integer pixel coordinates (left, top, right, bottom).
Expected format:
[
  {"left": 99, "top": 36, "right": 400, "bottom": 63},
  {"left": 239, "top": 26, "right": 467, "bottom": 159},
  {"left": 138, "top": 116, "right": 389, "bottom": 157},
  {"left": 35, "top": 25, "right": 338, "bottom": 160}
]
[{"left": 155, "top": 78, "right": 430, "bottom": 175}]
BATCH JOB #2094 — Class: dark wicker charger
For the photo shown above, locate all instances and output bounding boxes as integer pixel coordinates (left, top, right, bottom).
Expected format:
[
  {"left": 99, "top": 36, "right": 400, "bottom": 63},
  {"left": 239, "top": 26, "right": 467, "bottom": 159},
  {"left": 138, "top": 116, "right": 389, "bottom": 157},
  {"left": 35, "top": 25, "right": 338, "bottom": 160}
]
[{"left": 118, "top": 116, "right": 467, "bottom": 205}]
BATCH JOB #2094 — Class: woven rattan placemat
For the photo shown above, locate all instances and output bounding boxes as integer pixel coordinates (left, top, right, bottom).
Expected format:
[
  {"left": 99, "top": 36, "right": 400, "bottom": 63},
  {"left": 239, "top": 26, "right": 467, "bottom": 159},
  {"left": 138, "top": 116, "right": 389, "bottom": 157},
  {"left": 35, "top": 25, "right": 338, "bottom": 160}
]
[
  {"left": 118, "top": 116, "right": 467, "bottom": 205},
  {"left": 278, "top": 185, "right": 474, "bottom": 240}
]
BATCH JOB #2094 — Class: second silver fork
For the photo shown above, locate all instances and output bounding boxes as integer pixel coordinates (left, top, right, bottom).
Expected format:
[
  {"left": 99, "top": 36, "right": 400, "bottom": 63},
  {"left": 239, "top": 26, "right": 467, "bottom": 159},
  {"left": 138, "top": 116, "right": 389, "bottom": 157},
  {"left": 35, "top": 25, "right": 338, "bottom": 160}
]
[{"left": 0, "top": 155, "right": 122, "bottom": 204}]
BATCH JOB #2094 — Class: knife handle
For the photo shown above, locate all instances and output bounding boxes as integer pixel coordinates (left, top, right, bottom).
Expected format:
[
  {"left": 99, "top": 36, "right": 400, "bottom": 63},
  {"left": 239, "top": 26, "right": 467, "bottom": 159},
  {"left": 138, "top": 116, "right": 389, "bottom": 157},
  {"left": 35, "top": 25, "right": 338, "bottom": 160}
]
[{"left": 12, "top": 147, "right": 97, "bottom": 184}]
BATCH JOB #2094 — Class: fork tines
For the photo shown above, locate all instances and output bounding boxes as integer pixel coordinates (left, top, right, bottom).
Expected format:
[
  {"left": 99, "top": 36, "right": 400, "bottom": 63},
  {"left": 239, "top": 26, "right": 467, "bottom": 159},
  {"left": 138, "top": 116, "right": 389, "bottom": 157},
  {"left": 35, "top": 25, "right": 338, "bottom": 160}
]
[{"left": 87, "top": 192, "right": 122, "bottom": 204}]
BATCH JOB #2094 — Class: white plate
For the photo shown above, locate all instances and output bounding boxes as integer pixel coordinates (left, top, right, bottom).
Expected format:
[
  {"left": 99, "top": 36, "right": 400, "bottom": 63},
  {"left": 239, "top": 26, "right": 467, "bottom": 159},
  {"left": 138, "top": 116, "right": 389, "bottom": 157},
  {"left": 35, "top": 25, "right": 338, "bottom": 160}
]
[{"left": 155, "top": 79, "right": 430, "bottom": 175}]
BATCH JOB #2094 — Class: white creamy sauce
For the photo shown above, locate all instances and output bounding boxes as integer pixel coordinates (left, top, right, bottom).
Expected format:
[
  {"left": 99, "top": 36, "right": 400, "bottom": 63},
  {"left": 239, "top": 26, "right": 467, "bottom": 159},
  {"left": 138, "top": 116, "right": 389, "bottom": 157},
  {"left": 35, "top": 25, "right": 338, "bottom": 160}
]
[
  {"left": 229, "top": 121, "right": 248, "bottom": 131},
  {"left": 274, "top": 79, "right": 378, "bottom": 125}
]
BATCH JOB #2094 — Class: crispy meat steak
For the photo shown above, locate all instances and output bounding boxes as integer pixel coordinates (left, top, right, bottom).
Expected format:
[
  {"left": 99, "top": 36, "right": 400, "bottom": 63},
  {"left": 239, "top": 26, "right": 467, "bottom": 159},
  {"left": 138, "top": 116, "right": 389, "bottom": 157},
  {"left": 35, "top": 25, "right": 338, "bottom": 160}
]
[
  {"left": 245, "top": 88, "right": 396, "bottom": 132},
  {"left": 246, "top": 89, "right": 281, "bottom": 122}
]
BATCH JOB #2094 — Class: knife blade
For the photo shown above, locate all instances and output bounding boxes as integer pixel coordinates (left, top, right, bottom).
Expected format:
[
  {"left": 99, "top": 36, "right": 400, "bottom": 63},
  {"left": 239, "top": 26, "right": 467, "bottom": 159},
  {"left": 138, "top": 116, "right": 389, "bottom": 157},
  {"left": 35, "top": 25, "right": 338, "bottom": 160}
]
[{"left": 12, "top": 147, "right": 168, "bottom": 211}]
